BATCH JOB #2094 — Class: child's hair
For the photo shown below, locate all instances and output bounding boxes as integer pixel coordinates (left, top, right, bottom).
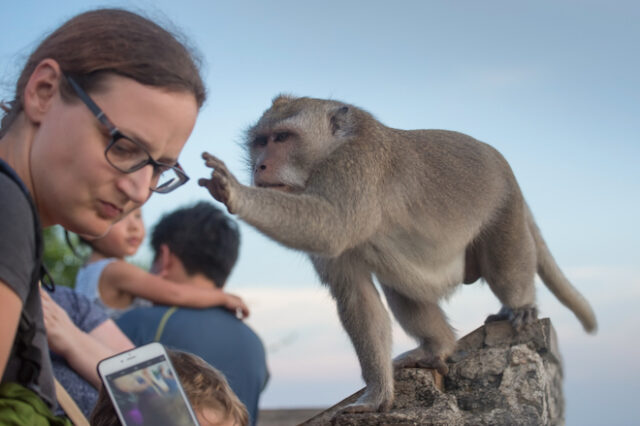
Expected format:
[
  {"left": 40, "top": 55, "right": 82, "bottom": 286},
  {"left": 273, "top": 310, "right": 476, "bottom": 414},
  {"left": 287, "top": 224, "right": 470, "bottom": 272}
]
[
  {"left": 90, "top": 349, "right": 249, "bottom": 426},
  {"left": 1, "top": 8, "right": 206, "bottom": 138}
]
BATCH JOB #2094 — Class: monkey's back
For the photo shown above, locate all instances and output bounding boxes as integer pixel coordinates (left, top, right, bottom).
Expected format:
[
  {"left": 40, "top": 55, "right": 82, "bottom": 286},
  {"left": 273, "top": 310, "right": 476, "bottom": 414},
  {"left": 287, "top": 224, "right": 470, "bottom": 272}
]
[{"left": 352, "top": 126, "right": 523, "bottom": 299}]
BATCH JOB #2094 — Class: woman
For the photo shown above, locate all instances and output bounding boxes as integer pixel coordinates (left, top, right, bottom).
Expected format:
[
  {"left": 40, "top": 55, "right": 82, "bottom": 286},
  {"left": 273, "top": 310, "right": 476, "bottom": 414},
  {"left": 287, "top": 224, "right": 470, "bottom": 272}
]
[{"left": 0, "top": 8, "right": 205, "bottom": 421}]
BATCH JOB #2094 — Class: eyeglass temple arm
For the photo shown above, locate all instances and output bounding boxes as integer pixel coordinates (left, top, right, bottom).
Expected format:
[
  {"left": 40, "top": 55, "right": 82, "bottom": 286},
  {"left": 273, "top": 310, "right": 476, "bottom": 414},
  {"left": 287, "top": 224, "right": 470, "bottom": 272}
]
[{"left": 65, "top": 76, "right": 119, "bottom": 137}]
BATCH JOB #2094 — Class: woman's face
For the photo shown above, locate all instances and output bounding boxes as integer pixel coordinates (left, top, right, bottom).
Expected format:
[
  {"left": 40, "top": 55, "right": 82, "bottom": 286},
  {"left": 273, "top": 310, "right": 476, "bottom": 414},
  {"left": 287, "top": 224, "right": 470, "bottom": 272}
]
[{"left": 29, "top": 73, "right": 198, "bottom": 238}]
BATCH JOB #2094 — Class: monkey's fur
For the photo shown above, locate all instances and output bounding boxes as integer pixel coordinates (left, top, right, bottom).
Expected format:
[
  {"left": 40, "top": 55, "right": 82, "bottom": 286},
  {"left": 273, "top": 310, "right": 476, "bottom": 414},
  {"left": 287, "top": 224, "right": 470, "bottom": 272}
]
[{"left": 199, "top": 95, "right": 597, "bottom": 413}]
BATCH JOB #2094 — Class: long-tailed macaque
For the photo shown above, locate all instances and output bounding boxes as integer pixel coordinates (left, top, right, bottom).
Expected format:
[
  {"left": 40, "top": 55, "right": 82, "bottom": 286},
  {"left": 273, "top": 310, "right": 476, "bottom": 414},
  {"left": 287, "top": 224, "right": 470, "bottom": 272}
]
[{"left": 199, "top": 95, "right": 597, "bottom": 413}]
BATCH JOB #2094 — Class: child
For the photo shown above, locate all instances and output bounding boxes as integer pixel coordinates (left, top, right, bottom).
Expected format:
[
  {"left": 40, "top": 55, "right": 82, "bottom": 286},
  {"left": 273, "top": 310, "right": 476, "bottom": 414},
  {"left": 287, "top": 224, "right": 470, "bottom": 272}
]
[
  {"left": 90, "top": 349, "right": 249, "bottom": 426},
  {"left": 74, "top": 208, "right": 249, "bottom": 319}
]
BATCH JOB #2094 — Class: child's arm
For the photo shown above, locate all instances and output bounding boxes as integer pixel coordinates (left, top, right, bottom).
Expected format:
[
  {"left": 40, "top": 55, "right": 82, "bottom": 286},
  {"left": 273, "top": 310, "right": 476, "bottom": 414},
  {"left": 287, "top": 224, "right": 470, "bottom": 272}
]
[{"left": 100, "top": 260, "right": 249, "bottom": 317}]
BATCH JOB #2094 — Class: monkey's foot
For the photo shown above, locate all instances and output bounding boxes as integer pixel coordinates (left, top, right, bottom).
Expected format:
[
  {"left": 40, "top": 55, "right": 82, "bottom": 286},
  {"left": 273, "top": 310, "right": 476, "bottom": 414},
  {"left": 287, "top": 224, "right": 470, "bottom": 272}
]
[
  {"left": 338, "top": 389, "right": 393, "bottom": 414},
  {"left": 485, "top": 305, "right": 538, "bottom": 331},
  {"left": 393, "top": 347, "right": 449, "bottom": 375}
]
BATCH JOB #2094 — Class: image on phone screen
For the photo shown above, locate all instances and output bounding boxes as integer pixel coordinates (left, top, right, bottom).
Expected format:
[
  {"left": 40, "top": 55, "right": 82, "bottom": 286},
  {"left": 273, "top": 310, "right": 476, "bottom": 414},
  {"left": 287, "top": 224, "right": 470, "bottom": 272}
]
[{"left": 104, "top": 354, "right": 197, "bottom": 426}]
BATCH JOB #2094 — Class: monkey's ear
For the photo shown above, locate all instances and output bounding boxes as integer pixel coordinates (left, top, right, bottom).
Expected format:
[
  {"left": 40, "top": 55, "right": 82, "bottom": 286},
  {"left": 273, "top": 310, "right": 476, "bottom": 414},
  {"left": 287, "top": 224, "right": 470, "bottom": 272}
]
[
  {"left": 330, "top": 106, "right": 351, "bottom": 136},
  {"left": 272, "top": 94, "right": 295, "bottom": 107}
]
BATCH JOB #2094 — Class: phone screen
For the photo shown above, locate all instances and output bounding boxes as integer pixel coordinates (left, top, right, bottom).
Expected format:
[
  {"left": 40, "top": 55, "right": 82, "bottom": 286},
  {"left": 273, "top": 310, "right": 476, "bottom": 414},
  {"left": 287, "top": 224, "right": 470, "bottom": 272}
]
[{"left": 104, "top": 354, "right": 198, "bottom": 426}]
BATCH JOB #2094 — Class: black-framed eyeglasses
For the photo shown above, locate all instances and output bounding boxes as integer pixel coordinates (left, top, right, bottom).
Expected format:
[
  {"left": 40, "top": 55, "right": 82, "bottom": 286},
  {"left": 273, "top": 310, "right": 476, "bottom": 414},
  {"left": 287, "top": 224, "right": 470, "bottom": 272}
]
[{"left": 65, "top": 75, "right": 189, "bottom": 194}]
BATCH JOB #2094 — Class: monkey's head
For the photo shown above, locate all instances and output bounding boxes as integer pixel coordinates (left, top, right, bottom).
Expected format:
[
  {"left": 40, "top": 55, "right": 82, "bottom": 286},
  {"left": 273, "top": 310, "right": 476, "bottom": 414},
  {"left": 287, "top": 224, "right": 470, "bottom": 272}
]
[{"left": 245, "top": 95, "right": 356, "bottom": 192}]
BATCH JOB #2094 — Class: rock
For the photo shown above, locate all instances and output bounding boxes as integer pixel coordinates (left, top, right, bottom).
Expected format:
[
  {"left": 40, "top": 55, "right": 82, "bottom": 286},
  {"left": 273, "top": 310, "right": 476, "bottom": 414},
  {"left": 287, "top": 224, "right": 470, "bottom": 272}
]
[{"left": 301, "top": 318, "right": 564, "bottom": 426}]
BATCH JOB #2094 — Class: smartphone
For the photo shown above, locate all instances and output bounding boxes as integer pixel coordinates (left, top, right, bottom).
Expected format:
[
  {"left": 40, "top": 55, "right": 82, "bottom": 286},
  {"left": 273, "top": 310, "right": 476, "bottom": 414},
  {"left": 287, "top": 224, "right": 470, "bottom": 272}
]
[{"left": 97, "top": 342, "right": 199, "bottom": 426}]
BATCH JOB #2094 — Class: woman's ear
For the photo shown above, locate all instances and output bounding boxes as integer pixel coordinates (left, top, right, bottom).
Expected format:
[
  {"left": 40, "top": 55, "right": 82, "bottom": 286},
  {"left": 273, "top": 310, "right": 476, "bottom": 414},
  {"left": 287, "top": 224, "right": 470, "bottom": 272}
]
[{"left": 22, "top": 59, "right": 63, "bottom": 124}]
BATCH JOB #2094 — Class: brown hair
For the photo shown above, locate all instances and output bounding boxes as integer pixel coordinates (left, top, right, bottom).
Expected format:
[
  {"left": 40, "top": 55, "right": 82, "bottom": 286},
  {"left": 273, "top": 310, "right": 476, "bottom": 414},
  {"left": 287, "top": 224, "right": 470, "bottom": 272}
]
[
  {"left": 0, "top": 8, "right": 206, "bottom": 138},
  {"left": 90, "top": 350, "right": 249, "bottom": 426}
]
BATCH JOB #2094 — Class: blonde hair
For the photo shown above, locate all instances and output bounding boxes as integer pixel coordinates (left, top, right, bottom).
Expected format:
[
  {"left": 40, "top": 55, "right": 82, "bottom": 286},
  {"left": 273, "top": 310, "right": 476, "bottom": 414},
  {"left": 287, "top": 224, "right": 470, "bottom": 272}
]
[{"left": 91, "top": 349, "right": 249, "bottom": 426}]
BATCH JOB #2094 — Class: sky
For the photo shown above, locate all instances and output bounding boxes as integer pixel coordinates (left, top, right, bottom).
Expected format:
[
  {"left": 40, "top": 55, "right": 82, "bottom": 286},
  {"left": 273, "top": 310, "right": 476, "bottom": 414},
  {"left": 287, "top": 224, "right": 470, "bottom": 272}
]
[{"left": 1, "top": 1, "right": 639, "bottom": 424}]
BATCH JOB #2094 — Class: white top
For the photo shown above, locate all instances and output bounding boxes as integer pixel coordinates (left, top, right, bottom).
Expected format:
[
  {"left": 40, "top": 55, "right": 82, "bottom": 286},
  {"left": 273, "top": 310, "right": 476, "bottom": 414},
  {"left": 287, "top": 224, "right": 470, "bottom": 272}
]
[{"left": 75, "top": 258, "right": 151, "bottom": 319}]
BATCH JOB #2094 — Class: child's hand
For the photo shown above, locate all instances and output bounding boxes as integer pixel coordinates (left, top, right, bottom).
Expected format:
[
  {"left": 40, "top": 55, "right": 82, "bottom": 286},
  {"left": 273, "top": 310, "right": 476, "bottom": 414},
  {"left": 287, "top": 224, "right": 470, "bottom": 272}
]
[{"left": 223, "top": 293, "right": 250, "bottom": 319}]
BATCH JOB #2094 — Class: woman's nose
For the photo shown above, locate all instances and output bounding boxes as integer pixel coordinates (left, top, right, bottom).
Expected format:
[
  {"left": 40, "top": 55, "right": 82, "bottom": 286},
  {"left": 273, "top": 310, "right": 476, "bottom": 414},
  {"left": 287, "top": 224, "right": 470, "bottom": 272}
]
[{"left": 117, "top": 165, "right": 153, "bottom": 203}]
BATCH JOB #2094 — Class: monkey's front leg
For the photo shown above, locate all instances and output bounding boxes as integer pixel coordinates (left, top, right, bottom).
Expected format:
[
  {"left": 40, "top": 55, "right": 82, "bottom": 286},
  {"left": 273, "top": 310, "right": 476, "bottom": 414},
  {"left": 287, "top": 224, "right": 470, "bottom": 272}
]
[{"left": 328, "top": 272, "right": 394, "bottom": 413}]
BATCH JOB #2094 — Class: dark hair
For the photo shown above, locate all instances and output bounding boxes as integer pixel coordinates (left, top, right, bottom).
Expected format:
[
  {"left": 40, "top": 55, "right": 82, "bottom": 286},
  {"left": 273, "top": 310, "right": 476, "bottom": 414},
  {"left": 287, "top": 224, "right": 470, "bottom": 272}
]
[
  {"left": 0, "top": 8, "right": 206, "bottom": 138},
  {"left": 151, "top": 202, "right": 240, "bottom": 287},
  {"left": 90, "top": 350, "right": 249, "bottom": 426}
]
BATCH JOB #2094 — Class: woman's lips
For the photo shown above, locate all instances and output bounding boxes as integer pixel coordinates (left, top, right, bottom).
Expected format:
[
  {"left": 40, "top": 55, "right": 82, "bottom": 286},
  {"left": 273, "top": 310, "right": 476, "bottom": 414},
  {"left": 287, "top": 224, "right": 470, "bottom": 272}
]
[{"left": 97, "top": 200, "right": 123, "bottom": 219}]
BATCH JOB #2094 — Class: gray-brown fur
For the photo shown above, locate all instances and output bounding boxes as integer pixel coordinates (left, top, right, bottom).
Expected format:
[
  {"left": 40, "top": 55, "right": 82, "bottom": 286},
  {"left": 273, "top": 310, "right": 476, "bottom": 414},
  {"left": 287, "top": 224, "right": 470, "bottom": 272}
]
[{"left": 199, "top": 95, "right": 597, "bottom": 413}]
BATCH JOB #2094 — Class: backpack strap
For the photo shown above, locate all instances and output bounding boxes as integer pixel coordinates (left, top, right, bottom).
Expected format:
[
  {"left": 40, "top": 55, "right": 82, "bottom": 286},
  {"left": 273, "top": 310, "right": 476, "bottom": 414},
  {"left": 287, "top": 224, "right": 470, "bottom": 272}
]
[
  {"left": 0, "top": 158, "right": 52, "bottom": 387},
  {"left": 53, "top": 379, "right": 89, "bottom": 426},
  {"left": 154, "top": 306, "right": 178, "bottom": 342}
]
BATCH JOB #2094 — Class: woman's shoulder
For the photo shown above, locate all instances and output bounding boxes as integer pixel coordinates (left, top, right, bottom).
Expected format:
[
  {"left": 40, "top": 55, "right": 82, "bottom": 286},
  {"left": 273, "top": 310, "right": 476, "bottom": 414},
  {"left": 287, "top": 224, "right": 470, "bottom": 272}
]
[
  {"left": 0, "top": 168, "right": 38, "bottom": 298},
  {"left": 0, "top": 171, "right": 33, "bottom": 218}
]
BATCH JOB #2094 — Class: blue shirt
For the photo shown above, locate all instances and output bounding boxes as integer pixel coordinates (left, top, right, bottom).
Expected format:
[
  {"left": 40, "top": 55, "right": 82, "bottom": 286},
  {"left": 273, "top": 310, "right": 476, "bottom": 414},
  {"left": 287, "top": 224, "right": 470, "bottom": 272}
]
[{"left": 116, "top": 306, "right": 268, "bottom": 426}]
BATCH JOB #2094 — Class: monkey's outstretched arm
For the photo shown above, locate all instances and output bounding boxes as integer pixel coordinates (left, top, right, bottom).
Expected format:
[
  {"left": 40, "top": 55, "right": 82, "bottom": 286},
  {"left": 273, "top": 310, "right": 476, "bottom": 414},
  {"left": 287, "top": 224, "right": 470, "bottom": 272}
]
[{"left": 199, "top": 152, "right": 382, "bottom": 257}]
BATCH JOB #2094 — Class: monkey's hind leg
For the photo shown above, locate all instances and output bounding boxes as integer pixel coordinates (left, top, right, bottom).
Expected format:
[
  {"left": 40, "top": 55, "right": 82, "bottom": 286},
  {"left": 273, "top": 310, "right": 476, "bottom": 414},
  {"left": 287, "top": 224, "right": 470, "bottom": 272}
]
[
  {"left": 480, "top": 199, "right": 539, "bottom": 330},
  {"left": 382, "top": 285, "right": 454, "bottom": 375},
  {"left": 328, "top": 270, "right": 394, "bottom": 413}
]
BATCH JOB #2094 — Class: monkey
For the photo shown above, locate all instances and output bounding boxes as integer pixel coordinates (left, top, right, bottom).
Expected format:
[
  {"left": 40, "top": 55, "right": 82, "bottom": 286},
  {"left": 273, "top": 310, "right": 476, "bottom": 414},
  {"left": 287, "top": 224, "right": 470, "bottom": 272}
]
[{"left": 198, "top": 95, "right": 597, "bottom": 414}]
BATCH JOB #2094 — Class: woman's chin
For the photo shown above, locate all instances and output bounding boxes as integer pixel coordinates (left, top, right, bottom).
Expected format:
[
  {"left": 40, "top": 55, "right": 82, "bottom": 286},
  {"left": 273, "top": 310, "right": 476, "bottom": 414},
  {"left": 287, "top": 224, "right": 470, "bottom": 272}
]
[{"left": 72, "top": 221, "right": 114, "bottom": 241}]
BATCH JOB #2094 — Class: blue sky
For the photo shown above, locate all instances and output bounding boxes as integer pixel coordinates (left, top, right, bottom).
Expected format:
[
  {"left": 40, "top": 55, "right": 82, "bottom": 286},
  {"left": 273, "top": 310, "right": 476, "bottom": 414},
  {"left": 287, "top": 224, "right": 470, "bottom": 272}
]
[{"left": 2, "top": 1, "right": 638, "bottom": 424}]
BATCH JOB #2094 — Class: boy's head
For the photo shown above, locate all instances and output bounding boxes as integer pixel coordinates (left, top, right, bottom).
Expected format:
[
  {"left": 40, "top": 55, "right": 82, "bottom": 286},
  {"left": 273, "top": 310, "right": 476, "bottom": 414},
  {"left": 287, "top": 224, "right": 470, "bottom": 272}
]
[
  {"left": 91, "top": 349, "right": 249, "bottom": 426},
  {"left": 151, "top": 202, "right": 240, "bottom": 288}
]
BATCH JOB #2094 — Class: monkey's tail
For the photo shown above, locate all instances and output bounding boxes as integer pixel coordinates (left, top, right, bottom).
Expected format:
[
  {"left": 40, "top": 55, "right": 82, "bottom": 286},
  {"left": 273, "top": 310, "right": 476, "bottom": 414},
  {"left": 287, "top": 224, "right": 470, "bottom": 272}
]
[{"left": 527, "top": 206, "right": 598, "bottom": 333}]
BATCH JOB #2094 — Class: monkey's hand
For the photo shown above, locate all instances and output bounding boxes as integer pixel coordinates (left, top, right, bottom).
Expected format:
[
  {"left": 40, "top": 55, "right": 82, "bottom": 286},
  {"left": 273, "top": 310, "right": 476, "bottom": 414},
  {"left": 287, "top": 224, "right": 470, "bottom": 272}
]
[{"left": 198, "top": 152, "right": 242, "bottom": 214}]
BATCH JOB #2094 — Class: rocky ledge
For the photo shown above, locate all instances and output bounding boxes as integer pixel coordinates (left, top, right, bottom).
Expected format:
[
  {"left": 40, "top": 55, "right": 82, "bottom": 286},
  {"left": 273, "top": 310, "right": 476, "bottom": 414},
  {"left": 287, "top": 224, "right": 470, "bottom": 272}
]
[{"left": 302, "top": 318, "right": 564, "bottom": 426}]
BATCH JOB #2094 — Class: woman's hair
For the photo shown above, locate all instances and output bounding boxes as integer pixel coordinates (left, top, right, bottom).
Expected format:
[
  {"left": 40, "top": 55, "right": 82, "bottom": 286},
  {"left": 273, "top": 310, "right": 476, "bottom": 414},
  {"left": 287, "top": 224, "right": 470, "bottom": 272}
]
[
  {"left": 0, "top": 8, "right": 206, "bottom": 138},
  {"left": 90, "top": 349, "right": 249, "bottom": 426}
]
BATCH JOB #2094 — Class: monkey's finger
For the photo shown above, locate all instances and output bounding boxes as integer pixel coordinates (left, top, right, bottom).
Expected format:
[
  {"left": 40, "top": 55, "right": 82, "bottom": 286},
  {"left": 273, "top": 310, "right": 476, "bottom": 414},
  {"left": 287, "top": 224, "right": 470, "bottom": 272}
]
[{"left": 201, "top": 152, "right": 226, "bottom": 168}]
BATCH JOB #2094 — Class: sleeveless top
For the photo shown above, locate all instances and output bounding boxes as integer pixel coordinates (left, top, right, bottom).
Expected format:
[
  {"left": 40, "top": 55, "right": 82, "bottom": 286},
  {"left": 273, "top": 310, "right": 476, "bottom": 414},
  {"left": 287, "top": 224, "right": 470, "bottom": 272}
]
[{"left": 74, "top": 258, "right": 151, "bottom": 319}]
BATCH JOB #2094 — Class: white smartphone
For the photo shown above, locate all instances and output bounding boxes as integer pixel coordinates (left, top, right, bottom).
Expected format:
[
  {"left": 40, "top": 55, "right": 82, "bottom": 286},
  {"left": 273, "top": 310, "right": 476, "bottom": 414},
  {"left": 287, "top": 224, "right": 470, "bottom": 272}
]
[{"left": 97, "top": 342, "right": 199, "bottom": 426}]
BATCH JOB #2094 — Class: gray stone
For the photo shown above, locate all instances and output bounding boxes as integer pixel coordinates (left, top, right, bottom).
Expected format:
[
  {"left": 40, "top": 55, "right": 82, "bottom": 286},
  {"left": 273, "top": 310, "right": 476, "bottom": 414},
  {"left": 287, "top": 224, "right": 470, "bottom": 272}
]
[{"left": 301, "top": 318, "right": 564, "bottom": 426}]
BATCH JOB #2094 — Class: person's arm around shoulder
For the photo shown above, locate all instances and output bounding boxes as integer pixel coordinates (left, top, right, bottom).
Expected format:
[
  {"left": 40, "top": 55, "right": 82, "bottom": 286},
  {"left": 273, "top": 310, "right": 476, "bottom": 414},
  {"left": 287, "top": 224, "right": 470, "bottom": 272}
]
[
  {"left": 0, "top": 281, "right": 22, "bottom": 379},
  {"left": 100, "top": 260, "right": 249, "bottom": 317}
]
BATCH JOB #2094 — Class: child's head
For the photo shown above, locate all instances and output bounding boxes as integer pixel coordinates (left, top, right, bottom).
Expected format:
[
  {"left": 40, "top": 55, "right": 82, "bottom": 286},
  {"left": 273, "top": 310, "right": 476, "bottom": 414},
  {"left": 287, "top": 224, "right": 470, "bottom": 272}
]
[
  {"left": 89, "top": 208, "right": 145, "bottom": 258},
  {"left": 91, "top": 349, "right": 249, "bottom": 426}
]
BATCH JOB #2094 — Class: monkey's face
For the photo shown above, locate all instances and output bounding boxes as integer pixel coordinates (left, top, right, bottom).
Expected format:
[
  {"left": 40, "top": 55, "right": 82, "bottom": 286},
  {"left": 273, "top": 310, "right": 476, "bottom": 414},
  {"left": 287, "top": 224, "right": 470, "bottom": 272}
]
[
  {"left": 248, "top": 128, "right": 308, "bottom": 192},
  {"left": 246, "top": 95, "right": 353, "bottom": 193}
]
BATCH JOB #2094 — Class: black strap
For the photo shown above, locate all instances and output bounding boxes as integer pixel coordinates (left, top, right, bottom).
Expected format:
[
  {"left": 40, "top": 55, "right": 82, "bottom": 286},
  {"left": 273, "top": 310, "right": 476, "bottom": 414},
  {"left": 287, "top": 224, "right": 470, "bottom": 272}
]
[{"left": 0, "top": 158, "right": 53, "bottom": 386}]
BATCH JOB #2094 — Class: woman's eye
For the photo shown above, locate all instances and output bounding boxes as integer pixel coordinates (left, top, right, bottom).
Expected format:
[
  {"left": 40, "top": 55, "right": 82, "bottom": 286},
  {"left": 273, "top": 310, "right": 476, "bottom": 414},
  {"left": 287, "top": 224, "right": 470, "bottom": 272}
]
[{"left": 111, "top": 138, "right": 143, "bottom": 158}]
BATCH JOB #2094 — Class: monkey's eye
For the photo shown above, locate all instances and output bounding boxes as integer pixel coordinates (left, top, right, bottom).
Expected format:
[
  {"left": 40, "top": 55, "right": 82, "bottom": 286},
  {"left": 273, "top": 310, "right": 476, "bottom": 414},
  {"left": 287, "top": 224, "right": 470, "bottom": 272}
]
[
  {"left": 253, "top": 136, "right": 268, "bottom": 147},
  {"left": 274, "top": 132, "right": 290, "bottom": 142}
]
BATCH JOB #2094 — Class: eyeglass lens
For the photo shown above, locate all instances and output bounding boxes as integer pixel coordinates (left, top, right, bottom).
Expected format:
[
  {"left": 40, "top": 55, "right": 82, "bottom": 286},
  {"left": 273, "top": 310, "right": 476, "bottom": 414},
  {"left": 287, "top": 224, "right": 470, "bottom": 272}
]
[{"left": 106, "top": 137, "right": 184, "bottom": 193}]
